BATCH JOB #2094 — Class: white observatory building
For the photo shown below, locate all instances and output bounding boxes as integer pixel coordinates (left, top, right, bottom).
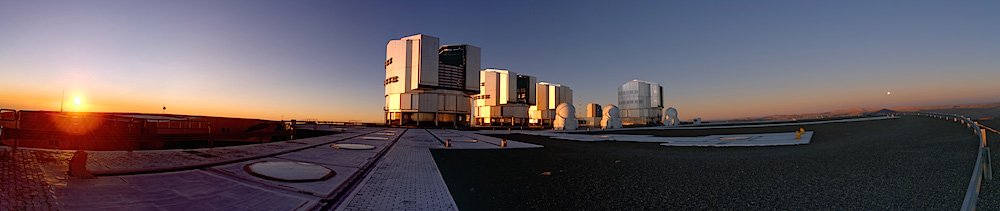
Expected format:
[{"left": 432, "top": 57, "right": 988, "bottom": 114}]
[
  {"left": 472, "top": 69, "right": 537, "bottom": 126},
  {"left": 528, "top": 82, "right": 572, "bottom": 126},
  {"left": 384, "top": 34, "right": 480, "bottom": 126},
  {"left": 618, "top": 80, "right": 664, "bottom": 126}
]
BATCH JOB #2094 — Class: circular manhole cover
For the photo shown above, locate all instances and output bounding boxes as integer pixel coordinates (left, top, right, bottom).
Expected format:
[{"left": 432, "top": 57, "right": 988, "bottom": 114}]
[
  {"left": 244, "top": 161, "right": 335, "bottom": 182},
  {"left": 332, "top": 143, "right": 376, "bottom": 150}
]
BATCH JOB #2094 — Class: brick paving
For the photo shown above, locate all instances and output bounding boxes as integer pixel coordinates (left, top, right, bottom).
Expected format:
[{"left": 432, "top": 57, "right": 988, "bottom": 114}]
[
  {"left": 0, "top": 148, "right": 73, "bottom": 210},
  {"left": 338, "top": 129, "right": 458, "bottom": 211}
]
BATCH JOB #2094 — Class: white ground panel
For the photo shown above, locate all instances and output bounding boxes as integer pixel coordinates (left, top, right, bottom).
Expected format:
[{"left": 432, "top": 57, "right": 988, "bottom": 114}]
[{"left": 529, "top": 131, "right": 813, "bottom": 147}]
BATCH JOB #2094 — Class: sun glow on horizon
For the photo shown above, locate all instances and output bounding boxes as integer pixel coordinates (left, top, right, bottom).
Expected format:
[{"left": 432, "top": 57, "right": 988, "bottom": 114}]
[{"left": 68, "top": 94, "right": 86, "bottom": 112}]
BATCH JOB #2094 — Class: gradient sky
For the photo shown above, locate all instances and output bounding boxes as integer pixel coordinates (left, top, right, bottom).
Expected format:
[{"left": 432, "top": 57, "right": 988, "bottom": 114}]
[{"left": 1, "top": 0, "right": 998, "bottom": 122}]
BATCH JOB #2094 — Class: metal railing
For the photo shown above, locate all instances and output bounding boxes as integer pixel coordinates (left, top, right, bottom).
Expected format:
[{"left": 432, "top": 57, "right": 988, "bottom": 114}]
[
  {"left": 899, "top": 112, "right": 991, "bottom": 211},
  {"left": 982, "top": 124, "right": 1000, "bottom": 135},
  {"left": 0, "top": 109, "right": 18, "bottom": 147}
]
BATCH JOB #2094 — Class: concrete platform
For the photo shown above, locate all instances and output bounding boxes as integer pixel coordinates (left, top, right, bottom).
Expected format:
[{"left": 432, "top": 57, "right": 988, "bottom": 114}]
[
  {"left": 209, "top": 157, "right": 360, "bottom": 198},
  {"left": 276, "top": 147, "right": 378, "bottom": 168},
  {"left": 84, "top": 127, "right": 387, "bottom": 175},
  {"left": 56, "top": 170, "right": 319, "bottom": 211},
  {"left": 5, "top": 127, "right": 540, "bottom": 210},
  {"left": 4, "top": 127, "right": 404, "bottom": 210}
]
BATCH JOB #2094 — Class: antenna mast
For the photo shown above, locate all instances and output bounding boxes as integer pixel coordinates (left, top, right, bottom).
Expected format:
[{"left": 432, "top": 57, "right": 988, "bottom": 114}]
[{"left": 60, "top": 89, "right": 65, "bottom": 112}]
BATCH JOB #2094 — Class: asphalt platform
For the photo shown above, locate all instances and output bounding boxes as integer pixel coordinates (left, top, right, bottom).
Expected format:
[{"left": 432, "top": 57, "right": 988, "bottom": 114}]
[{"left": 432, "top": 116, "right": 981, "bottom": 210}]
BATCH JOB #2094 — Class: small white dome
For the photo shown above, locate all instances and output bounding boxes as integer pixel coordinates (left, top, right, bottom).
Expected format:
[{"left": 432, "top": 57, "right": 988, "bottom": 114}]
[
  {"left": 601, "top": 104, "right": 622, "bottom": 129},
  {"left": 603, "top": 104, "right": 619, "bottom": 117},
  {"left": 554, "top": 103, "right": 578, "bottom": 130},
  {"left": 663, "top": 107, "right": 680, "bottom": 127},
  {"left": 556, "top": 103, "right": 575, "bottom": 118}
]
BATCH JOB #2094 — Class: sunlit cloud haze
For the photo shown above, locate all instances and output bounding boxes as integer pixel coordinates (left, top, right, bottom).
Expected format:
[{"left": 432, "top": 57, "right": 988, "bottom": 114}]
[{"left": 1, "top": 0, "right": 998, "bottom": 122}]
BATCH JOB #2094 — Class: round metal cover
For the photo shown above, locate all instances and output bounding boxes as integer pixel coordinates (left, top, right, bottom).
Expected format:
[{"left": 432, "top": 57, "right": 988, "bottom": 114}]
[
  {"left": 244, "top": 161, "right": 335, "bottom": 182},
  {"left": 332, "top": 143, "right": 376, "bottom": 150}
]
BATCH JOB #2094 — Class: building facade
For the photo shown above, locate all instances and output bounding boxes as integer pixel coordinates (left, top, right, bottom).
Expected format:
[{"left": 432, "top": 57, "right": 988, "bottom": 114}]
[
  {"left": 528, "top": 82, "right": 572, "bottom": 125},
  {"left": 618, "top": 80, "right": 663, "bottom": 126},
  {"left": 384, "top": 34, "right": 480, "bottom": 126},
  {"left": 472, "top": 69, "right": 537, "bottom": 126},
  {"left": 582, "top": 103, "right": 602, "bottom": 127}
]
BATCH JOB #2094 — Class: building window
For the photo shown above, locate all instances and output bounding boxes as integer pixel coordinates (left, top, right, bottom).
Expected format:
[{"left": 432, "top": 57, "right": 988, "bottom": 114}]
[{"left": 384, "top": 76, "right": 399, "bottom": 86}]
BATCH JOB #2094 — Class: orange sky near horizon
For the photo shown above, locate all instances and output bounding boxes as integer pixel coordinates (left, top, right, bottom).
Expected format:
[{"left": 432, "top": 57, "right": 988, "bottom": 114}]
[{"left": 2, "top": 76, "right": 997, "bottom": 122}]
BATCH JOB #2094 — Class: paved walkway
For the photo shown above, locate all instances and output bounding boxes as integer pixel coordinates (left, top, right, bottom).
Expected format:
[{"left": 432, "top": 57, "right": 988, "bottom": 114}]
[
  {"left": 0, "top": 149, "right": 72, "bottom": 210},
  {"left": 337, "top": 129, "right": 458, "bottom": 211}
]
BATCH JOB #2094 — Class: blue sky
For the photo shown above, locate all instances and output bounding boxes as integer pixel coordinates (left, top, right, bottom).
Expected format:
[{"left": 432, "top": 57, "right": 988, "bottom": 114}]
[{"left": 1, "top": 0, "right": 998, "bottom": 121}]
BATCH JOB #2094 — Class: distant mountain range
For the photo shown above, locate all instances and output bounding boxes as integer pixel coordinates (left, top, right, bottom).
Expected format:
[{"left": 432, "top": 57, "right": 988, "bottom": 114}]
[
  {"left": 903, "top": 102, "right": 1000, "bottom": 120},
  {"left": 726, "top": 102, "right": 1000, "bottom": 122}
]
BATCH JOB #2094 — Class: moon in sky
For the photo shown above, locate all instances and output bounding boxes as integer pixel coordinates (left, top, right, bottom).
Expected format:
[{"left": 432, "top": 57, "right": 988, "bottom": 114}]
[{"left": 886, "top": 91, "right": 891, "bottom": 95}]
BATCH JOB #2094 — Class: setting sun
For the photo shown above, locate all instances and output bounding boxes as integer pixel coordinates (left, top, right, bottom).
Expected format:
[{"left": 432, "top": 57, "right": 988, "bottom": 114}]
[{"left": 68, "top": 95, "right": 86, "bottom": 112}]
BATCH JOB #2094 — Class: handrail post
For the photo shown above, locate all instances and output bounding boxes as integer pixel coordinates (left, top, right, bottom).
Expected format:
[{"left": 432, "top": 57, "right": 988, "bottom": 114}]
[
  {"left": 14, "top": 110, "right": 19, "bottom": 149},
  {"left": 208, "top": 123, "right": 214, "bottom": 149},
  {"left": 984, "top": 129, "right": 992, "bottom": 180}
]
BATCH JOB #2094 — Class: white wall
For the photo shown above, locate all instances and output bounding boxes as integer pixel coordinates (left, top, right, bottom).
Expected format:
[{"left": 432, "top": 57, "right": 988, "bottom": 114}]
[{"left": 414, "top": 35, "right": 439, "bottom": 88}]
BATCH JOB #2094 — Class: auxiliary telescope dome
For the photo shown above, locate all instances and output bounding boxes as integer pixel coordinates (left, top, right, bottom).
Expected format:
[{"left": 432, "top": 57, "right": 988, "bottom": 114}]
[
  {"left": 663, "top": 107, "right": 680, "bottom": 127},
  {"left": 554, "top": 103, "right": 578, "bottom": 130},
  {"left": 601, "top": 104, "right": 622, "bottom": 129}
]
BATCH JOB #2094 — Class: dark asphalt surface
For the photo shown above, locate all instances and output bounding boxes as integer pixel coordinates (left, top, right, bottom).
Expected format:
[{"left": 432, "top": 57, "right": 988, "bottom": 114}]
[{"left": 432, "top": 116, "right": 981, "bottom": 210}]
